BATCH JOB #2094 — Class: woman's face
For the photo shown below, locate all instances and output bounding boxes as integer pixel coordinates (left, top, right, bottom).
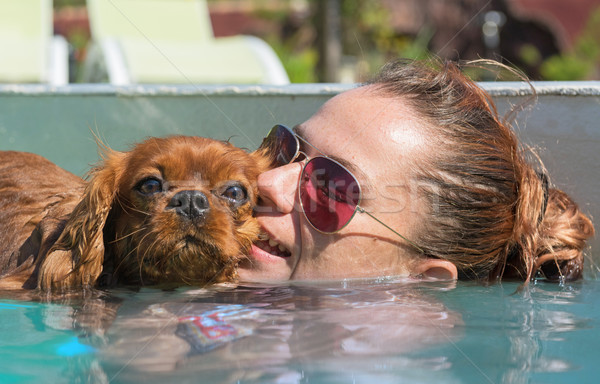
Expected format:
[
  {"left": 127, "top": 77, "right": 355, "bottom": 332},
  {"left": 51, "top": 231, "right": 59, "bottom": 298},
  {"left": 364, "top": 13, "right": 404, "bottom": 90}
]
[{"left": 238, "top": 86, "right": 443, "bottom": 282}]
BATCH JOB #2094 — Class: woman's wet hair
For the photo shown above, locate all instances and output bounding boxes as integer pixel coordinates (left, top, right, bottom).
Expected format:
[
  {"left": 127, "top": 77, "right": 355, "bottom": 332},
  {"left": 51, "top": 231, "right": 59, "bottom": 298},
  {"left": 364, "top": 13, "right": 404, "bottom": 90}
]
[{"left": 369, "top": 59, "right": 595, "bottom": 282}]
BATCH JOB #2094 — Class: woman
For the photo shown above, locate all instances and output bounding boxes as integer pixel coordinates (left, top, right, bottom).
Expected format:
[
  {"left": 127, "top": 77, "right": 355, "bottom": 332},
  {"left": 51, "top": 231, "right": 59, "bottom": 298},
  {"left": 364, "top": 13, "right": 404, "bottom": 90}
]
[{"left": 238, "top": 59, "right": 594, "bottom": 283}]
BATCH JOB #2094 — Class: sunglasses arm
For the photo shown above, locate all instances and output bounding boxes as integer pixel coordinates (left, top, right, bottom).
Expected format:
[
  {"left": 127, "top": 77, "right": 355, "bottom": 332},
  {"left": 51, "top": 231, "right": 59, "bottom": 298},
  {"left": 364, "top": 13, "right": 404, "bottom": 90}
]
[{"left": 357, "top": 207, "right": 425, "bottom": 254}]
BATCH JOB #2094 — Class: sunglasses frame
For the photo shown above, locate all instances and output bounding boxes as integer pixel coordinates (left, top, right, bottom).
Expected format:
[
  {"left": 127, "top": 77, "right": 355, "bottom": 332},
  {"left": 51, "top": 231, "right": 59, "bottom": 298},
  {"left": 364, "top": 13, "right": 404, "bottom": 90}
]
[{"left": 262, "top": 124, "right": 424, "bottom": 254}]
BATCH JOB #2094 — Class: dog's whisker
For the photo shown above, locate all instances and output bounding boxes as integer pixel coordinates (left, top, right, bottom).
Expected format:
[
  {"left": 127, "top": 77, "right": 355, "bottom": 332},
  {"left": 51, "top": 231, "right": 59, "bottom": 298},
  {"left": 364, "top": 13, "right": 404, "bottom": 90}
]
[
  {"left": 118, "top": 199, "right": 151, "bottom": 217},
  {"left": 136, "top": 232, "right": 159, "bottom": 284},
  {"left": 113, "top": 196, "right": 152, "bottom": 219},
  {"left": 111, "top": 225, "right": 152, "bottom": 278},
  {"left": 141, "top": 231, "right": 172, "bottom": 282},
  {"left": 109, "top": 227, "right": 147, "bottom": 244},
  {"left": 130, "top": 207, "right": 151, "bottom": 216},
  {"left": 112, "top": 245, "right": 138, "bottom": 277}
]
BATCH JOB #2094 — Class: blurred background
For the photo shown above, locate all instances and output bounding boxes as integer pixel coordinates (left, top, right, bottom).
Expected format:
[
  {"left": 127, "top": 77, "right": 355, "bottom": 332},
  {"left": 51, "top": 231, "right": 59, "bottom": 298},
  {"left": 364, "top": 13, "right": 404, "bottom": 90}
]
[{"left": 17, "top": 0, "right": 600, "bottom": 83}]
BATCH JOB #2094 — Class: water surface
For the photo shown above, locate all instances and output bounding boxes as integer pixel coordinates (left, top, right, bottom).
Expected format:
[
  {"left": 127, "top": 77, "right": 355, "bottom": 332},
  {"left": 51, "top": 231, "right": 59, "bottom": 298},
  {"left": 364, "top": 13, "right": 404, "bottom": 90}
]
[{"left": 1, "top": 278, "right": 599, "bottom": 383}]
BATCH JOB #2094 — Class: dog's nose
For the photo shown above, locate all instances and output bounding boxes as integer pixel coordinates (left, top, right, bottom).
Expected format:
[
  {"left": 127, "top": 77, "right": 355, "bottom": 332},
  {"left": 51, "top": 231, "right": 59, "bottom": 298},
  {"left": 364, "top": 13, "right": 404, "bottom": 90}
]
[{"left": 167, "top": 190, "right": 210, "bottom": 220}]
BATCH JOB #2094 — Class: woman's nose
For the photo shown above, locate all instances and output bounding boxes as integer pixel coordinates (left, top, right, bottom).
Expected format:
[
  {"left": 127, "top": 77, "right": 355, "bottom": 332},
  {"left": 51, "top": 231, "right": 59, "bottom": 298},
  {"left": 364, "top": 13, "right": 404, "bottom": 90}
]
[{"left": 256, "top": 162, "right": 303, "bottom": 214}]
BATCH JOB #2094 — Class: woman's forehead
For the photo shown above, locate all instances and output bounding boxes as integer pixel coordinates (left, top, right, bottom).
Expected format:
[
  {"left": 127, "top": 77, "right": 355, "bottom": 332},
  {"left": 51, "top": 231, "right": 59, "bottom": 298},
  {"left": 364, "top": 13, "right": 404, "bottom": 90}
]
[{"left": 304, "top": 87, "right": 428, "bottom": 157}]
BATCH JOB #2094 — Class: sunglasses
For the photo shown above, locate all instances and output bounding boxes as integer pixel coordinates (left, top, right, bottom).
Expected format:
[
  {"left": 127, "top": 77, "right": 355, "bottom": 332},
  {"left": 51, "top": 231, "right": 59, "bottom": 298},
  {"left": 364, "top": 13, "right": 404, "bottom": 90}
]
[{"left": 260, "top": 124, "right": 424, "bottom": 254}]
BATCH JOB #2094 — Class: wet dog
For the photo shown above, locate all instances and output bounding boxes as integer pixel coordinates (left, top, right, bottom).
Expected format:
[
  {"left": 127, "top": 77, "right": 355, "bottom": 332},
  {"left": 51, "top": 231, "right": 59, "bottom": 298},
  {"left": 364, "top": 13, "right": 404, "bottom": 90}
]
[{"left": 0, "top": 136, "right": 269, "bottom": 293}]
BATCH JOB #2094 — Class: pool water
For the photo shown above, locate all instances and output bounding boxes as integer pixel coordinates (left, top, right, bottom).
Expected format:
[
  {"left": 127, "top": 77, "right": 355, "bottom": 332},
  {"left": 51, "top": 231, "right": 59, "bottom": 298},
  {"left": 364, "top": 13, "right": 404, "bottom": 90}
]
[{"left": 1, "top": 278, "right": 599, "bottom": 384}]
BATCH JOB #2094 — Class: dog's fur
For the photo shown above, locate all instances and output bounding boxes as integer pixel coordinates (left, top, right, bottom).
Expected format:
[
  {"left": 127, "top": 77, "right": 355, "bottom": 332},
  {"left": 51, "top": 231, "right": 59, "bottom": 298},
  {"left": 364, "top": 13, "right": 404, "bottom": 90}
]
[{"left": 0, "top": 136, "right": 269, "bottom": 293}]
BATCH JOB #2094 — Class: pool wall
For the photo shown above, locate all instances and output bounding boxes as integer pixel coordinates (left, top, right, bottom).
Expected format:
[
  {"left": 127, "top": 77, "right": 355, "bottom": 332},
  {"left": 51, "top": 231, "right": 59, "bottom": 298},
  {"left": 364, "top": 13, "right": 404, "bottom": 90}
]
[{"left": 0, "top": 82, "right": 599, "bottom": 272}]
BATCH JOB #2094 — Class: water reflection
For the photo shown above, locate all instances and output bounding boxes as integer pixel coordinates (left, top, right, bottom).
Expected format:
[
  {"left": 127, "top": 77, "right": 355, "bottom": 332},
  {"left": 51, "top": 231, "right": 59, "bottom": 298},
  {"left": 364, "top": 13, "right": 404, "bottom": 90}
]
[
  {"left": 437, "top": 281, "right": 596, "bottom": 384},
  {"left": 97, "top": 279, "right": 463, "bottom": 383},
  {"left": 501, "top": 284, "right": 591, "bottom": 384},
  {"left": 1, "top": 280, "right": 598, "bottom": 383}
]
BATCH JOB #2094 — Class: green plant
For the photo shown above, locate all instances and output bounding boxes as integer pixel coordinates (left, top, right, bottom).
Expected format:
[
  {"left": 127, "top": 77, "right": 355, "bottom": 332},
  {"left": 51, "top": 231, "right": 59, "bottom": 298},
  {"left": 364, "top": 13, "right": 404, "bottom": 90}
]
[
  {"left": 540, "top": 6, "right": 600, "bottom": 80},
  {"left": 270, "top": 39, "right": 318, "bottom": 83}
]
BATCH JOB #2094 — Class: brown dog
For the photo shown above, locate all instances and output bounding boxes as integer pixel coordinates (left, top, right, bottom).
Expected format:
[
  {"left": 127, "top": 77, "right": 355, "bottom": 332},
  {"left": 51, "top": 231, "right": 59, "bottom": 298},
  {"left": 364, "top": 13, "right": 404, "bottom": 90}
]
[{"left": 0, "top": 136, "right": 269, "bottom": 293}]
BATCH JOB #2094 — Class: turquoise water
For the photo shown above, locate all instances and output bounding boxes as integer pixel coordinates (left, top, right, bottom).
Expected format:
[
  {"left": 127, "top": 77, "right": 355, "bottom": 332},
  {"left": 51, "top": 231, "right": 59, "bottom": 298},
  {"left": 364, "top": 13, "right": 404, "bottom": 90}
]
[{"left": 1, "top": 278, "right": 599, "bottom": 384}]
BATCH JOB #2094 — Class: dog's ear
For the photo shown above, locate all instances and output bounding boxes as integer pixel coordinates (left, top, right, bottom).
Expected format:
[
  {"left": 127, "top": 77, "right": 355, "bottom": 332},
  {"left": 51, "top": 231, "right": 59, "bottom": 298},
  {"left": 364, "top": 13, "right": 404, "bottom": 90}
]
[
  {"left": 38, "top": 150, "right": 125, "bottom": 292},
  {"left": 250, "top": 146, "right": 274, "bottom": 174}
]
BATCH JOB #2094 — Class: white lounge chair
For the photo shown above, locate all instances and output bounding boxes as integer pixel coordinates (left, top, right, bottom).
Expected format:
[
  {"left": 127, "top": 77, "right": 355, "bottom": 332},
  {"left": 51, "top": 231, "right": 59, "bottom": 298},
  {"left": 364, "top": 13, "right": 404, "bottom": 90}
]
[
  {"left": 0, "top": 0, "right": 69, "bottom": 85},
  {"left": 82, "top": 0, "right": 289, "bottom": 85}
]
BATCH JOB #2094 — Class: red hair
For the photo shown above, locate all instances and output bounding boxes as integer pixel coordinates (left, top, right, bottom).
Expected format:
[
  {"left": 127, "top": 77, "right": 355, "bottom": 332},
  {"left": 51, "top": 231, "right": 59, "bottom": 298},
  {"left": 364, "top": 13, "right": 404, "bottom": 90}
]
[{"left": 370, "top": 59, "right": 594, "bottom": 282}]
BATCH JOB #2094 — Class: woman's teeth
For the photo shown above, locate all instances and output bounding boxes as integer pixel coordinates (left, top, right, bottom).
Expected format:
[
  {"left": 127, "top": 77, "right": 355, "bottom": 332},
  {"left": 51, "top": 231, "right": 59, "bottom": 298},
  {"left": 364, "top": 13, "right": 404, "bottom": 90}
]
[
  {"left": 268, "top": 238, "right": 287, "bottom": 252},
  {"left": 256, "top": 233, "right": 291, "bottom": 257}
]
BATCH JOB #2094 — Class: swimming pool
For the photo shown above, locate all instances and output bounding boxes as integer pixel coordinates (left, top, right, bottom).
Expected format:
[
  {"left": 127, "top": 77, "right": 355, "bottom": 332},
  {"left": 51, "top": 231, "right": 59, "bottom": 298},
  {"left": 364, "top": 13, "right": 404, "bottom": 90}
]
[
  {"left": 1, "top": 277, "right": 599, "bottom": 383},
  {"left": 0, "top": 83, "right": 598, "bottom": 384}
]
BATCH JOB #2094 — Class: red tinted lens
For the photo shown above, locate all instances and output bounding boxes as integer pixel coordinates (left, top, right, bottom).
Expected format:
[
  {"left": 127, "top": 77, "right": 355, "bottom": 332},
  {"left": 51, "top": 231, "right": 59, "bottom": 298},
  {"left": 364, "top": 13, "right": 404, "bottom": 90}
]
[
  {"left": 260, "top": 125, "right": 298, "bottom": 167},
  {"left": 299, "top": 157, "right": 360, "bottom": 233}
]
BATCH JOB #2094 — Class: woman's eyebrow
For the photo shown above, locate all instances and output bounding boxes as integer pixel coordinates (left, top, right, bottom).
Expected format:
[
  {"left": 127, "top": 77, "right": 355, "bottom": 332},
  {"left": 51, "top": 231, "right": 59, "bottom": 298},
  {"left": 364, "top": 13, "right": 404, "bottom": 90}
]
[{"left": 292, "top": 125, "right": 374, "bottom": 195}]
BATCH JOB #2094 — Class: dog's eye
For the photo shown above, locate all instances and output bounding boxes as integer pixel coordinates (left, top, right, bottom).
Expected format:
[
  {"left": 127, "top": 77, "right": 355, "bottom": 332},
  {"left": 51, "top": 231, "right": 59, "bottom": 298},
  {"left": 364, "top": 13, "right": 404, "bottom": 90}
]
[
  {"left": 221, "top": 185, "right": 247, "bottom": 204},
  {"left": 136, "top": 178, "right": 163, "bottom": 195}
]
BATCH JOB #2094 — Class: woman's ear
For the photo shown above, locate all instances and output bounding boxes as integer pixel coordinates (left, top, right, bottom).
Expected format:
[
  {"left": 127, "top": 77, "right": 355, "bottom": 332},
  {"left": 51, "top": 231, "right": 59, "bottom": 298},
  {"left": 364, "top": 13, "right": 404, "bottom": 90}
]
[{"left": 413, "top": 258, "right": 458, "bottom": 280}]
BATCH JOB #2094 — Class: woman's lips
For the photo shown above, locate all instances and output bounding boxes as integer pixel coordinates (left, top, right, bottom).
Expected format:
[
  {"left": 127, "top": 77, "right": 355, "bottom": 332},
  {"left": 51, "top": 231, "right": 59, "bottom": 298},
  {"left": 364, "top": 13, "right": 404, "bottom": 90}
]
[
  {"left": 240, "top": 232, "right": 296, "bottom": 281},
  {"left": 252, "top": 239, "right": 291, "bottom": 259}
]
